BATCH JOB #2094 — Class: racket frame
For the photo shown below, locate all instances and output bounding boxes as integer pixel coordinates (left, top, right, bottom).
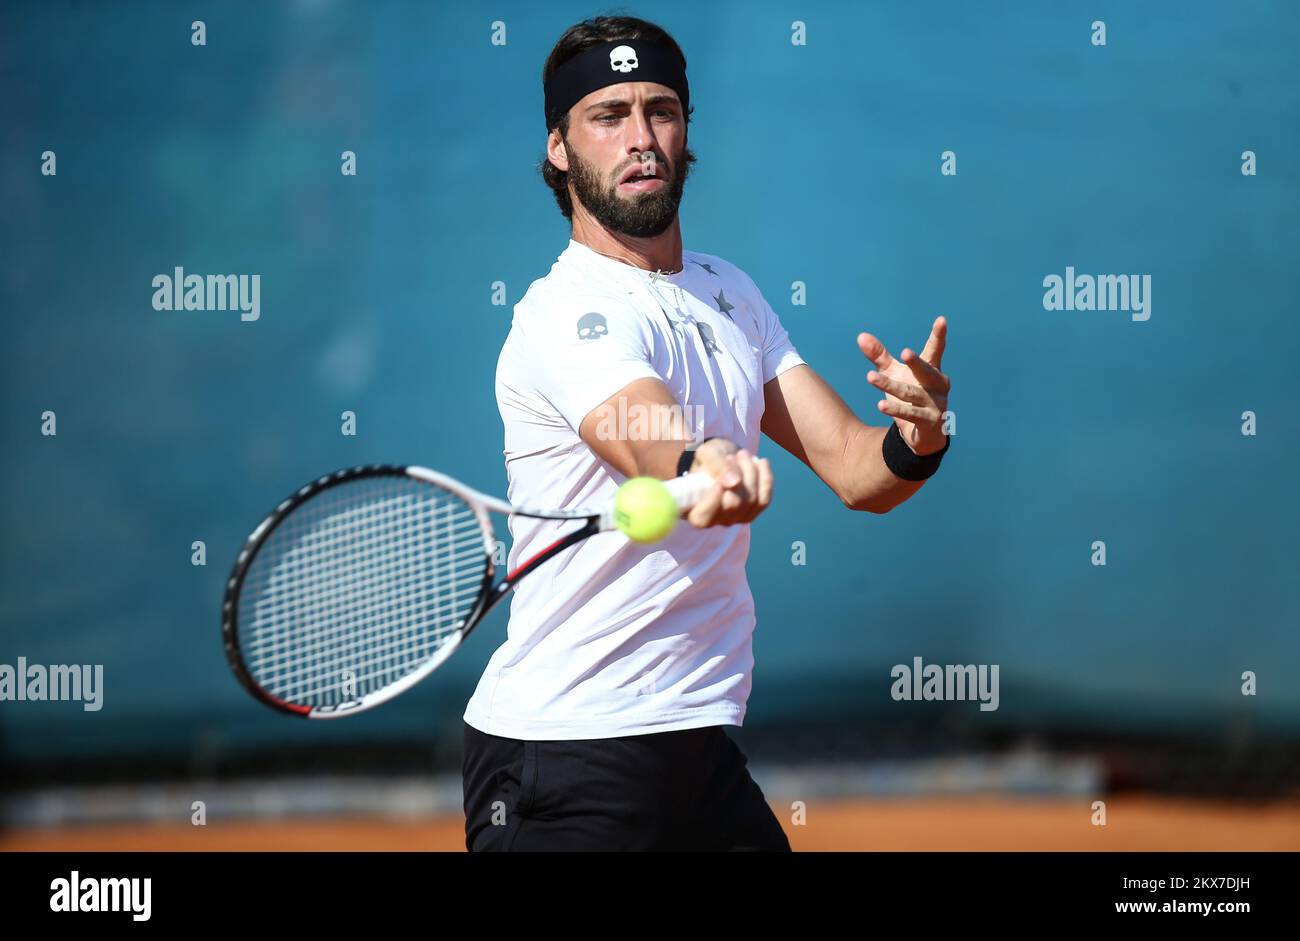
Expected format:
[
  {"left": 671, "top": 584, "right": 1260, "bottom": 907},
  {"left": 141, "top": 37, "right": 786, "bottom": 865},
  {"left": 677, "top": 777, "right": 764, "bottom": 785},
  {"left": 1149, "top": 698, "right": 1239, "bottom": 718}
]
[{"left": 222, "top": 463, "right": 681, "bottom": 719}]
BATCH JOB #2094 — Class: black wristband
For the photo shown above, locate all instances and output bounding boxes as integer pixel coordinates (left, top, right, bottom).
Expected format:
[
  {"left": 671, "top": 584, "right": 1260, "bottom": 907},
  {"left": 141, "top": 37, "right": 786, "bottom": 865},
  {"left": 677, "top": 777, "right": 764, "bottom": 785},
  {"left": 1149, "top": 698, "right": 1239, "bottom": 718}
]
[
  {"left": 677, "top": 437, "right": 720, "bottom": 477},
  {"left": 881, "top": 423, "right": 949, "bottom": 481}
]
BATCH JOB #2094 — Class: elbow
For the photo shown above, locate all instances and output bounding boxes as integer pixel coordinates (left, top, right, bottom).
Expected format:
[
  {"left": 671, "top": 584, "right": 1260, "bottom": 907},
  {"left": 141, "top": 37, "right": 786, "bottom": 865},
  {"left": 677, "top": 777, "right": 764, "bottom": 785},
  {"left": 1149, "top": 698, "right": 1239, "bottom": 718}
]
[
  {"left": 852, "top": 501, "right": 891, "bottom": 515},
  {"left": 840, "top": 488, "right": 890, "bottom": 514}
]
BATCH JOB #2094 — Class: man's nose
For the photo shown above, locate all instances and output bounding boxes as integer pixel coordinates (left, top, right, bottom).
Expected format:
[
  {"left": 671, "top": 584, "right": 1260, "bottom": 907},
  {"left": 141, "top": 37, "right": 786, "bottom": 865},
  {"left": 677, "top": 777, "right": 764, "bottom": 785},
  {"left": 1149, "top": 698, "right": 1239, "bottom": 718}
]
[{"left": 624, "top": 109, "right": 656, "bottom": 151}]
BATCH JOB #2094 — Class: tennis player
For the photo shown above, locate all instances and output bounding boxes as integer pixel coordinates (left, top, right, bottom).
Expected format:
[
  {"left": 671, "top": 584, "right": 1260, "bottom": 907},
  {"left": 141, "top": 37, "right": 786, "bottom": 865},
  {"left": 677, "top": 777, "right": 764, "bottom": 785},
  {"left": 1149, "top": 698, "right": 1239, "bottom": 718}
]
[{"left": 463, "top": 15, "right": 952, "bottom": 851}]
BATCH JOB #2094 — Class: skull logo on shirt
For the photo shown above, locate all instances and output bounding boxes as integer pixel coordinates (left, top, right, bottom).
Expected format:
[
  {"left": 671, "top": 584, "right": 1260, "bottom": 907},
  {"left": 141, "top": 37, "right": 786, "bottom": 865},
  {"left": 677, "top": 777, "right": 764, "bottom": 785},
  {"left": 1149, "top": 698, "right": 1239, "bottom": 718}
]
[{"left": 576, "top": 312, "right": 608, "bottom": 340}]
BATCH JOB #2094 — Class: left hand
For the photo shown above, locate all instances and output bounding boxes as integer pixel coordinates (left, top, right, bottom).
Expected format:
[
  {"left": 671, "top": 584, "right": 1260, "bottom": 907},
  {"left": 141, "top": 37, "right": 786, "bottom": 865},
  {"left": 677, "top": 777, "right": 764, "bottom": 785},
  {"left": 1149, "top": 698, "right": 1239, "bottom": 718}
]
[{"left": 858, "top": 316, "right": 951, "bottom": 456}]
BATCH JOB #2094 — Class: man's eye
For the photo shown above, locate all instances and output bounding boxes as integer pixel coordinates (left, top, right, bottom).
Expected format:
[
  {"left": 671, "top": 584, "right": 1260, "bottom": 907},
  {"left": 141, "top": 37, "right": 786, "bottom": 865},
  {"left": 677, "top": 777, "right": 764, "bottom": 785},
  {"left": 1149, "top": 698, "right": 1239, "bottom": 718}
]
[{"left": 598, "top": 114, "right": 619, "bottom": 123}]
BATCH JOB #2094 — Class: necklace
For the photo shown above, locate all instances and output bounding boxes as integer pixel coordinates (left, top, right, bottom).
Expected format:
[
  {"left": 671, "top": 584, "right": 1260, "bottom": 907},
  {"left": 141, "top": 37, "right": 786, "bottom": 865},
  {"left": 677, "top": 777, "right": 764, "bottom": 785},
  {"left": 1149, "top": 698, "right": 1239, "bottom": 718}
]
[
  {"left": 647, "top": 275, "right": 688, "bottom": 323},
  {"left": 587, "top": 244, "right": 684, "bottom": 279}
]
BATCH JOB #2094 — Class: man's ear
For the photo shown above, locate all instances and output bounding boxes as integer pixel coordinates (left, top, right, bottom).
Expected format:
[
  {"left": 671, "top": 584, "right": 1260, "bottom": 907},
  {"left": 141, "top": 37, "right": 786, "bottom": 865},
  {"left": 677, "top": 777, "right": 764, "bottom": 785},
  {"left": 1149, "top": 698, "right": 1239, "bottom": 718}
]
[{"left": 548, "top": 130, "right": 570, "bottom": 172}]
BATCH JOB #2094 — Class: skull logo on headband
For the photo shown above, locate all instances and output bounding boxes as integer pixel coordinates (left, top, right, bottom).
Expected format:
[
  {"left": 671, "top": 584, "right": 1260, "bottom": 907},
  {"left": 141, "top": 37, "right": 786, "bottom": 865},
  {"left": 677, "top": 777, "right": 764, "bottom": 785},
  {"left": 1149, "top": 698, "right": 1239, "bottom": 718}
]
[
  {"left": 609, "top": 45, "right": 639, "bottom": 73},
  {"left": 544, "top": 40, "right": 689, "bottom": 131}
]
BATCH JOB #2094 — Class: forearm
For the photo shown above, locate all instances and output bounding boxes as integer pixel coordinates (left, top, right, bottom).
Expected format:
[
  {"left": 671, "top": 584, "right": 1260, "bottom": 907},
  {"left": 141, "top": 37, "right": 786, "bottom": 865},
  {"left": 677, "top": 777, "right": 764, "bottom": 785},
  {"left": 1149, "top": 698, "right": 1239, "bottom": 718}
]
[
  {"left": 632, "top": 438, "right": 693, "bottom": 480},
  {"left": 579, "top": 378, "right": 699, "bottom": 482},
  {"left": 759, "top": 326, "right": 952, "bottom": 513},
  {"left": 838, "top": 421, "right": 926, "bottom": 513}
]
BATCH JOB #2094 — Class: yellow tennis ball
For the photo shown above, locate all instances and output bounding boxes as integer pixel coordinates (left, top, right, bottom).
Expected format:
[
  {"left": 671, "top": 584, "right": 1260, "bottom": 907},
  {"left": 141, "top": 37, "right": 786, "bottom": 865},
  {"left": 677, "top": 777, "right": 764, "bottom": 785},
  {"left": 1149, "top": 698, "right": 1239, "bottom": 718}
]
[{"left": 614, "top": 477, "right": 679, "bottom": 544}]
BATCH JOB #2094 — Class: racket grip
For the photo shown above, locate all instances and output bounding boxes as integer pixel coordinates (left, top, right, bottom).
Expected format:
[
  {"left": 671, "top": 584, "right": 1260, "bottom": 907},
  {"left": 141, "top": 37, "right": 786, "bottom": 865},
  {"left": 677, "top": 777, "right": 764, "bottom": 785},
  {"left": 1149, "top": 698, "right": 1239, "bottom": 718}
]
[{"left": 662, "top": 471, "right": 716, "bottom": 512}]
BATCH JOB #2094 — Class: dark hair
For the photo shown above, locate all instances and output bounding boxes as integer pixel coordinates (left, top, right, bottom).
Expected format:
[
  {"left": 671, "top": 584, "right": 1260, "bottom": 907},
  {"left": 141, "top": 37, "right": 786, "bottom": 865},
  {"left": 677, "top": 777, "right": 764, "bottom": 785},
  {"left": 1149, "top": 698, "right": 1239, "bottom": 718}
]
[{"left": 539, "top": 15, "right": 694, "bottom": 219}]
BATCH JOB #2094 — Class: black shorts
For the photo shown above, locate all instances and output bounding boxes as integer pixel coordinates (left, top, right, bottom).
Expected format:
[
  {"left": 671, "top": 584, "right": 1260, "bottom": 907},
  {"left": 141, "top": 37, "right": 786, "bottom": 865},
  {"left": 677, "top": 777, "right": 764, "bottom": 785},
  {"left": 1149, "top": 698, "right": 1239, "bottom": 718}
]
[{"left": 462, "top": 721, "right": 792, "bottom": 852}]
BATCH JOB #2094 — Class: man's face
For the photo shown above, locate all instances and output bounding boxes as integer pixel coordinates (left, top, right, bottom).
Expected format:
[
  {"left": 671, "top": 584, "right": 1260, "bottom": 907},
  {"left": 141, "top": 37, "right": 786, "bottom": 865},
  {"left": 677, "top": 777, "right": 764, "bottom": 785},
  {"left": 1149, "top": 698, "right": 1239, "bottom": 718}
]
[{"left": 558, "top": 82, "right": 693, "bottom": 237}]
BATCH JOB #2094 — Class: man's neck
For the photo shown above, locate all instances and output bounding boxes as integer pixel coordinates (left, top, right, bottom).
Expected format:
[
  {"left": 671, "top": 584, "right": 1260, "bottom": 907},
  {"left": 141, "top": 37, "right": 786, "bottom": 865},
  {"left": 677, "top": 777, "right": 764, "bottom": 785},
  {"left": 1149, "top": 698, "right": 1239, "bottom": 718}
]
[{"left": 570, "top": 214, "right": 683, "bottom": 274}]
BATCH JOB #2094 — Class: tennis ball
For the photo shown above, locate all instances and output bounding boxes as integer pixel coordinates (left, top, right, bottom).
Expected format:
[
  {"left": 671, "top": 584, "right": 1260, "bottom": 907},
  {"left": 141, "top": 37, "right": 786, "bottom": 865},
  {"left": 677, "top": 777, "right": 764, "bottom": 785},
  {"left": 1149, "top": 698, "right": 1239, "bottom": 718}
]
[{"left": 613, "top": 477, "right": 679, "bottom": 544}]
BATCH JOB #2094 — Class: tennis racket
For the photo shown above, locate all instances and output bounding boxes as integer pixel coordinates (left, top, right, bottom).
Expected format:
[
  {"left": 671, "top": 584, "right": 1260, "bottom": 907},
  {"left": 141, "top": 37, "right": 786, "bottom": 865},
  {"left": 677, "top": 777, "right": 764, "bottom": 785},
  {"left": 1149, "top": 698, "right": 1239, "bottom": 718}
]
[{"left": 222, "top": 464, "right": 714, "bottom": 718}]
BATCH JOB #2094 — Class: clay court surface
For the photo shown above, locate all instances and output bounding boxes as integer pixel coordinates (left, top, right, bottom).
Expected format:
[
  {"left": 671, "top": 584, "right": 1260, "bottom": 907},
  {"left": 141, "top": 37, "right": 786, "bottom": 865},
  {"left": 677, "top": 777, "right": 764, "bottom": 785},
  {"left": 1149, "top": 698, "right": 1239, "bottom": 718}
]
[{"left": 6, "top": 798, "right": 1299, "bottom": 851}]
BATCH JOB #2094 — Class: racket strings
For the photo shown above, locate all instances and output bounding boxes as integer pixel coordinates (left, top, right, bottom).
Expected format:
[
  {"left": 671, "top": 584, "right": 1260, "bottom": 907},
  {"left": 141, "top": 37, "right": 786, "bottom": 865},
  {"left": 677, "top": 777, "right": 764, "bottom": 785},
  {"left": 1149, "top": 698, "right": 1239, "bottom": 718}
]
[
  {"left": 246, "top": 485, "right": 480, "bottom": 702},
  {"left": 238, "top": 475, "right": 490, "bottom": 707},
  {"left": 243, "top": 520, "right": 483, "bottom": 664}
]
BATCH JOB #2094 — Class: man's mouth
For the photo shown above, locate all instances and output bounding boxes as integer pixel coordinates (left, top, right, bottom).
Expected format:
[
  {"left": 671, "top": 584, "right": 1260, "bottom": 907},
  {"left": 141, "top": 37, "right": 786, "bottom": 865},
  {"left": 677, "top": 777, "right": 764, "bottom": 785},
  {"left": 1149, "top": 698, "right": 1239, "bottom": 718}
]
[
  {"left": 619, "top": 176, "right": 665, "bottom": 192},
  {"left": 619, "top": 164, "right": 666, "bottom": 192}
]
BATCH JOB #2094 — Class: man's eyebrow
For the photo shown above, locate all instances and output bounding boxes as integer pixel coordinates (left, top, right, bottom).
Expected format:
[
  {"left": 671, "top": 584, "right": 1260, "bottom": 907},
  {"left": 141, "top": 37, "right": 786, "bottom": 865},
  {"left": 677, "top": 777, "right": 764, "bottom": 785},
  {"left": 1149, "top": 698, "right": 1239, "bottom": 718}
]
[{"left": 585, "top": 94, "right": 681, "bottom": 112}]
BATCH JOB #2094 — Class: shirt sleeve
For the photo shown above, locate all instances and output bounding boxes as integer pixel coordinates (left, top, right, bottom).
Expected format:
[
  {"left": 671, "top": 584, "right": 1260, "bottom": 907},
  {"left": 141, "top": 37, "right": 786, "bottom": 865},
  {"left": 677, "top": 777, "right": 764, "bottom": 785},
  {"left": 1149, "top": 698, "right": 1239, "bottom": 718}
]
[
  {"left": 751, "top": 280, "right": 806, "bottom": 382},
  {"left": 520, "top": 292, "right": 663, "bottom": 433}
]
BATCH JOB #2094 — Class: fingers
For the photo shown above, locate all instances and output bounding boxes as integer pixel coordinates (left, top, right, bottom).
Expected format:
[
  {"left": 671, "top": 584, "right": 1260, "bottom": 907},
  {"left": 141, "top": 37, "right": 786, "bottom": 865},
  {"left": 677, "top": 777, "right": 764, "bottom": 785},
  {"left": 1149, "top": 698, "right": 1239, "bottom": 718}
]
[
  {"left": 684, "top": 447, "right": 773, "bottom": 529},
  {"left": 755, "top": 454, "right": 774, "bottom": 512},
  {"left": 686, "top": 480, "right": 726, "bottom": 528},
  {"left": 733, "top": 449, "right": 769, "bottom": 522},
  {"left": 861, "top": 321, "right": 950, "bottom": 434},
  {"left": 856, "top": 332, "right": 896, "bottom": 372},
  {"left": 867, "top": 370, "right": 929, "bottom": 406},
  {"left": 731, "top": 450, "right": 763, "bottom": 523},
  {"left": 689, "top": 439, "right": 741, "bottom": 487},
  {"left": 919, "top": 316, "right": 947, "bottom": 371},
  {"left": 714, "top": 449, "right": 754, "bottom": 522},
  {"left": 900, "top": 346, "right": 950, "bottom": 393},
  {"left": 876, "top": 396, "right": 942, "bottom": 425},
  {"left": 861, "top": 321, "right": 949, "bottom": 392}
]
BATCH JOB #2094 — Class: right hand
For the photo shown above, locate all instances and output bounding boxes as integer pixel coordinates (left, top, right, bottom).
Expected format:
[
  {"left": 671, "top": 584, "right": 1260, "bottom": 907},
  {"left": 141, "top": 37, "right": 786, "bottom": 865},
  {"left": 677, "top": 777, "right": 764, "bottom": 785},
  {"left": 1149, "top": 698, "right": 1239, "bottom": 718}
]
[{"left": 683, "top": 438, "right": 773, "bottom": 528}]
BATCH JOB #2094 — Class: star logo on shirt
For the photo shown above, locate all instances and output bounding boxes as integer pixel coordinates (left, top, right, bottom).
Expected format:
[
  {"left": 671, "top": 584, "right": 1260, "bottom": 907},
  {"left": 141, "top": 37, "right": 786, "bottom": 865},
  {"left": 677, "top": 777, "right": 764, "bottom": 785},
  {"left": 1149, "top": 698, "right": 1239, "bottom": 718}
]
[
  {"left": 712, "top": 288, "right": 736, "bottom": 321},
  {"left": 692, "top": 261, "right": 720, "bottom": 277}
]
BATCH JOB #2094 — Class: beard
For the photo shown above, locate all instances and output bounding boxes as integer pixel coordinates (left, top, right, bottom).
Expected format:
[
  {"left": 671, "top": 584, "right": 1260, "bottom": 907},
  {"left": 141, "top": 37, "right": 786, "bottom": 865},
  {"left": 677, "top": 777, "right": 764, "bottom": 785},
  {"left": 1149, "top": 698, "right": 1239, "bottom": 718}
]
[{"left": 567, "top": 140, "right": 695, "bottom": 238}]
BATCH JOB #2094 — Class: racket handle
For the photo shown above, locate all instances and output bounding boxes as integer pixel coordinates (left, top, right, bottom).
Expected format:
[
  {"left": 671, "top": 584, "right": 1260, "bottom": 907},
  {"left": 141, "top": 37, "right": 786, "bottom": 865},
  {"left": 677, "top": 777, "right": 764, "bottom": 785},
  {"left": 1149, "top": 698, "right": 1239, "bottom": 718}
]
[{"left": 662, "top": 471, "right": 717, "bottom": 512}]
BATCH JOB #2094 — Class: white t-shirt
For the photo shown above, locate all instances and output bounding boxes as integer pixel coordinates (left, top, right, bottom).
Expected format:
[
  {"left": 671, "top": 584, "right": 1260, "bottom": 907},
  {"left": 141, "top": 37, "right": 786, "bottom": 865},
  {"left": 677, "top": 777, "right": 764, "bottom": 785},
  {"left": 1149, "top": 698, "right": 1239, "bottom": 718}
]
[{"left": 462, "top": 238, "right": 805, "bottom": 740}]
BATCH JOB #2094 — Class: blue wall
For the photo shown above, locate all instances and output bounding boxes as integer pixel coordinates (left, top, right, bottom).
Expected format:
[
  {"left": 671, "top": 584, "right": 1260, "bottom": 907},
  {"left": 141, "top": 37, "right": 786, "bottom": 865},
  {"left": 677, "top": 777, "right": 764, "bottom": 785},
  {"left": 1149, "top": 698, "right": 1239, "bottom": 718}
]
[{"left": 2, "top": 1, "right": 1297, "bottom": 763}]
